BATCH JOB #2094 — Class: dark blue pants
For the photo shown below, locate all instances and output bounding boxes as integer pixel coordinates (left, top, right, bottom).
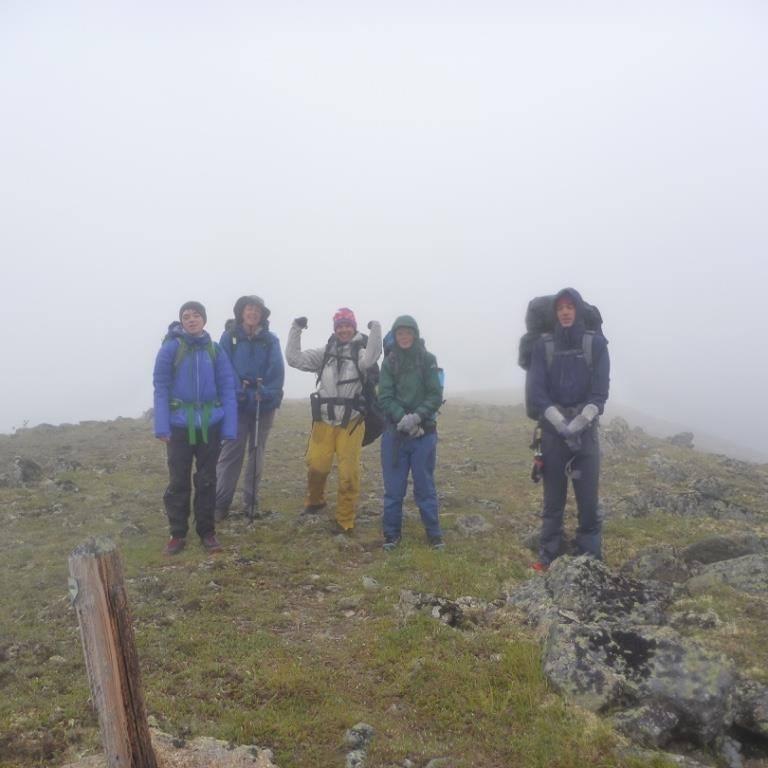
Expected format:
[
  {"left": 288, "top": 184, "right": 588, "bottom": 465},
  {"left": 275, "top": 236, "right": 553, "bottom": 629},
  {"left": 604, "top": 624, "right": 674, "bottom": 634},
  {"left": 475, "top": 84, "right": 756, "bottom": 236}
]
[
  {"left": 381, "top": 427, "right": 441, "bottom": 541},
  {"left": 539, "top": 424, "right": 601, "bottom": 565},
  {"left": 164, "top": 424, "right": 222, "bottom": 539}
]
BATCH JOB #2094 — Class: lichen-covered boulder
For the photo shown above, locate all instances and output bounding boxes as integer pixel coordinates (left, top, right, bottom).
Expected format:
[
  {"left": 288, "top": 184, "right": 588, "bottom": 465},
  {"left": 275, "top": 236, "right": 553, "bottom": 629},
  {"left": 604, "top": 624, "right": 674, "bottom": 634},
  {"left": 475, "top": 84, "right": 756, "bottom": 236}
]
[
  {"left": 732, "top": 680, "right": 768, "bottom": 738},
  {"left": 620, "top": 546, "right": 692, "bottom": 584},
  {"left": 681, "top": 535, "right": 767, "bottom": 566},
  {"left": 686, "top": 554, "right": 768, "bottom": 596}
]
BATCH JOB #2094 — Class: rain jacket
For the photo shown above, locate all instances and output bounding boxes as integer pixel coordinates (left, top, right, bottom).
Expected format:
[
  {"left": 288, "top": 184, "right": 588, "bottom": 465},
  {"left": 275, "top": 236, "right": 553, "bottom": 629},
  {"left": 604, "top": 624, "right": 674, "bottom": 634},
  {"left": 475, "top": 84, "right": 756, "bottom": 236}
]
[
  {"left": 378, "top": 316, "right": 443, "bottom": 430},
  {"left": 527, "top": 288, "right": 610, "bottom": 424},
  {"left": 219, "top": 321, "right": 285, "bottom": 414},
  {"left": 153, "top": 322, "right": 237, "bottom": 440},
  {"left": 286, "top": 321, "right": 382, "bottom": 427}
]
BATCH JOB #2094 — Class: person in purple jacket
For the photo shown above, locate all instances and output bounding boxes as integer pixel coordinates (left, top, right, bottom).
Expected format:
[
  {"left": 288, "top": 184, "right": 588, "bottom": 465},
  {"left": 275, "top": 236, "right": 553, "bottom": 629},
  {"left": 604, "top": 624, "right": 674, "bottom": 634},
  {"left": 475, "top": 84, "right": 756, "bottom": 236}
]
[
  {"left": 153, "top": 301, "right": 237, "bottom": 555},
  {"left": 526, "top": 288, "right": 610, "bottom": 571}
]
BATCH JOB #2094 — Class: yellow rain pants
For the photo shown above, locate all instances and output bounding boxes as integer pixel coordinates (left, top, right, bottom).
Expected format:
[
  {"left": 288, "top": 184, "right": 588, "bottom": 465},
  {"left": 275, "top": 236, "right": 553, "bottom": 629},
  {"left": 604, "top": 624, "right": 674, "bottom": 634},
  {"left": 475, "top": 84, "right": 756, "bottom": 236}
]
[{"left": 305, "top": 419, "right": 365, "bottom": 530}]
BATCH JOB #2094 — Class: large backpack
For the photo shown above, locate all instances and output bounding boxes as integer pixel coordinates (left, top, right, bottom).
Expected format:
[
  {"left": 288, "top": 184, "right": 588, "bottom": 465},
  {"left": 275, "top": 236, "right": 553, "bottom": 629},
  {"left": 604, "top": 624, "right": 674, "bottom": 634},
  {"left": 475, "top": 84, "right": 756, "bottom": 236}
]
[
  {"left": 518, "top": 295, "right": 604, "bottom": 420},
  {"left": 315, "top": 333, "right": 384, "bottom": 446}
]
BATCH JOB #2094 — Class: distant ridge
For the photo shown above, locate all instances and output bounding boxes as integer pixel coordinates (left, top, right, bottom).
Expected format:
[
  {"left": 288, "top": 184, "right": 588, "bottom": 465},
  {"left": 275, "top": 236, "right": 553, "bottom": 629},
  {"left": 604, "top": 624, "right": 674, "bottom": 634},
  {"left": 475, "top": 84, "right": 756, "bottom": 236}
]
[{"left": 450, "top": 388, "right": 768, "bottom": 464}]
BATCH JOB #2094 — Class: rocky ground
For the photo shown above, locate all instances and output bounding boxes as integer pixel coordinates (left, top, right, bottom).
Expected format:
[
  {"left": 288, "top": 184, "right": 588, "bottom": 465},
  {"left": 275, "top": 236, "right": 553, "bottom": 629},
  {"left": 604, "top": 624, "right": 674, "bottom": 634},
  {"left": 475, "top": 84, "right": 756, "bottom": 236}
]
[{"left": 1, "top": 400, "right": 767, "bottom": 767}]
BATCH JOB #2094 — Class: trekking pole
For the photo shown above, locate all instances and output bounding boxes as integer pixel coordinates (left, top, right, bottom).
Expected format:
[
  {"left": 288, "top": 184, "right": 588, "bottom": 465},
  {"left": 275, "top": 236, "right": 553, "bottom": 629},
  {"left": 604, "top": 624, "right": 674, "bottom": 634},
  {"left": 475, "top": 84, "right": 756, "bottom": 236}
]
[{"left": 247, "top": 378, "right": 263, "bottom": 522}]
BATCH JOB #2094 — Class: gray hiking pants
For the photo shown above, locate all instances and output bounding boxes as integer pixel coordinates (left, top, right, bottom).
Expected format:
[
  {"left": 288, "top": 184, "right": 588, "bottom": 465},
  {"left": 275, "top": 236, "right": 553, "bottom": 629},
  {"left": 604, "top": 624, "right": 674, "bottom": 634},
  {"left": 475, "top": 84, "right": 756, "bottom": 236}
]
[
  {"left": 539, "top": 423, "right": 602, "bottom": 565},
  {"left": 215, "top": 408, "right": 276, "bottom": 513}
]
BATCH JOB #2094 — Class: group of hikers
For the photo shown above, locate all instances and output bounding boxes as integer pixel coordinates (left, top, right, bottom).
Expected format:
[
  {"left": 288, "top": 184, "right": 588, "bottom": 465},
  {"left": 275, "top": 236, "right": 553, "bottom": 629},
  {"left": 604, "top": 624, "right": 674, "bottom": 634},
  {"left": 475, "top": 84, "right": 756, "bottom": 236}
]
[{"left": 152, "top": 288, "right": 610, "bottom": 571}]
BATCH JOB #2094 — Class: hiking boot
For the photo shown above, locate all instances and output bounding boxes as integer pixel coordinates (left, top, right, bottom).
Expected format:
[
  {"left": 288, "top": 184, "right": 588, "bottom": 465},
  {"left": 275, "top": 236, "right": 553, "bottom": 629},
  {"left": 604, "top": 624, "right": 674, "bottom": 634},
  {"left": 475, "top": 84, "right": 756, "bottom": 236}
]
[
  {"left": 214, "top": 508, "right": 229, "bottom": 522},
  {"left": 330, "top": 520, "right": 354, "bottom": 536},
  {"left": 428, "top": 536, "right": 445, "bottom": 551},
  {"left": 201, "top": 534, "right": 222, "bottom": 553},
  {"left": 164, "top": 537, "right": 186, "bottom": 556},
  {"left": 301, "top": 502, "right": 327, "bottom": 515},
  {"left": 382, "top": 536, "right": 401, "bottom": 552},
  {"left": 531, "top": 561, "right": 549, "bottom": 573}
]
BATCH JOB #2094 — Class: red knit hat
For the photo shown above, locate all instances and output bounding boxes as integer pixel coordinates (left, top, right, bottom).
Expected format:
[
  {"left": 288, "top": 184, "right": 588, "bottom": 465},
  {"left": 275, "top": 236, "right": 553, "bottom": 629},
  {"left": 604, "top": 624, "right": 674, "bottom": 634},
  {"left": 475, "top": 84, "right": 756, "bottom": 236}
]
[{"left": 333, "top": 307, "right": 357, "bottom": 330}]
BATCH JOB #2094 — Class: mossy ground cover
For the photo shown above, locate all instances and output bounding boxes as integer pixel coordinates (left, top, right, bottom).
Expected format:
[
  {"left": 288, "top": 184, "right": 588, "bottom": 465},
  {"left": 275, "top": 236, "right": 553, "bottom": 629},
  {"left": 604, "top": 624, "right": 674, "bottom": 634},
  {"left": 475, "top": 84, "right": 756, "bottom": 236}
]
[{"left": 1, "top": 402, "right": 765, "bottom": 767}]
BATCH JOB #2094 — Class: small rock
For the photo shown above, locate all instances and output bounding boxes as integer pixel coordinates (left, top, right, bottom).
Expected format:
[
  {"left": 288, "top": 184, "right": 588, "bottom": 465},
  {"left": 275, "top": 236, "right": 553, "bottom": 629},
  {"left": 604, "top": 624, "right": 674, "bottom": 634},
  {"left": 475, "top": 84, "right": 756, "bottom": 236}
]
[
  {"left": 686, "top": 554, "right": 768, "bottom": 595},
  {"left": 682, "top": 534, "right": 767, "bottom": 565},
  {"left": 14, "top": 456, "right": 43, "bottom": 484},
  {"left": 344, "top": 722, "right": 374, "bottom": 751},
  {"left": 666, "top": 432, "right": 694, "bottom": 449},
  {"left": 48, "top": 655, "right": 67, "bottom": 665},
  {"left": 455, "top": 514, "right": 493, "bottom": 536},
  {"left": 361, "top": 576, "right": 380, "bottom": 591},
  {"left": 338, "top": 595, "right": 363, "bottom": 611}
]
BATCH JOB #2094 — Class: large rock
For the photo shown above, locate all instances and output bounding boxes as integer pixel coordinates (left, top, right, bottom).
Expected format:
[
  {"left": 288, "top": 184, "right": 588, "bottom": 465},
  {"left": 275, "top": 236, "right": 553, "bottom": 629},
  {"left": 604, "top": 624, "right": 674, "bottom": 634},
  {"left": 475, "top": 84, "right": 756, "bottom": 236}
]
[
  {"left": 667, "top": 432, "right": 695, "bottom": 449},
  {"left": 686, "top": 554, "right": 768, "bottom": 596},
  {"left": 455, "top": 514, "right": 493, "bottom": 536},
  {"left": 620, "top": 546, "right": 692, "bottom": 584},
  {"left": 13, "top": 456, "right": 43, "bottom": 484},
  {"left": 508, "top": 557, "right": 739, "bottom": 749},
  {"left": 733, "top": 680, "right": 768, "bottom": 738},
  {"left": 682, "top": 535, "right": 767, "bottom": 565}
]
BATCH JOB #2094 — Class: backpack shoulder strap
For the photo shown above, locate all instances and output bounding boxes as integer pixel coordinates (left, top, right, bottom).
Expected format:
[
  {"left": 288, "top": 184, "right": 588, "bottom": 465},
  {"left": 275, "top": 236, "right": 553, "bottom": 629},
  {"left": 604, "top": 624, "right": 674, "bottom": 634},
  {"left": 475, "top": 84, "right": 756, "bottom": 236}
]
[
  {"left": 542, "top": 334, "right": 555, "bottom": 370},
  {"left": 172, "top": 338, "right": 188, "bottom": 372},
  {"left": 316, "top": 337, "right": 336, "bottom": 385},
  {"left": 582, "top": 331, "right": 595, "bottom": 370}
]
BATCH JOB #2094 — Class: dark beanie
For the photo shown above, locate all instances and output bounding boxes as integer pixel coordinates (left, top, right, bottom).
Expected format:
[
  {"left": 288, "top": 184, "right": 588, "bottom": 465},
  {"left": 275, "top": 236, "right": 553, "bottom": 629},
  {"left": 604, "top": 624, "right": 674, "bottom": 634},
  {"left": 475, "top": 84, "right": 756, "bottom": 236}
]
[
  {"left": 233, "top": 295, "right": 270, "bottom": 323},
  {"left": 179, "top": 301, "right": 207, "bottom": 323}
]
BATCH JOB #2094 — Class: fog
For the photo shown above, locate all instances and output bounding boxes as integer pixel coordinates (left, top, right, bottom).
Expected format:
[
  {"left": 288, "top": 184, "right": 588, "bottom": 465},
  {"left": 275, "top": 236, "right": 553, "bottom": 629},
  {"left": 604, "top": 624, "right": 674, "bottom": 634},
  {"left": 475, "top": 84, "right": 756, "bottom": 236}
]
[{"left": 2, "top": 3, "right": 766, "bottom": 460}]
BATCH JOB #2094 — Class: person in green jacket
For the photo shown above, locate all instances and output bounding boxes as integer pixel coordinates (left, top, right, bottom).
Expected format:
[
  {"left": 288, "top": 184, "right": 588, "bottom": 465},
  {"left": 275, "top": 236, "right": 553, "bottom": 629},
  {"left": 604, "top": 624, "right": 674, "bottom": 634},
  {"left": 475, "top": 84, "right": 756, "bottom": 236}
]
[{"left": 377, "top": 315, "right": 444, "bottom": 551}]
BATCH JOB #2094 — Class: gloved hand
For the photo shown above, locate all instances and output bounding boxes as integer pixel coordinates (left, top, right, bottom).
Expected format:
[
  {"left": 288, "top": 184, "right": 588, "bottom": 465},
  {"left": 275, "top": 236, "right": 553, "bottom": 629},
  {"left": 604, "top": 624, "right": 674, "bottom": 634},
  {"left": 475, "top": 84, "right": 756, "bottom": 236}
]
[
  {"left": 565, "top": 403, "right": 599, "bottom": 436},
  {"left": 294, "top": 316, "right": 308, "bottom": 329},
  {"left": 544, "top": 406, "right": 569, "bottom": 437},
  {"left": 397, "top": 413, "right": 421, "bottom": 434},
  {"left": 410, "top": 426, "right": 425, "bottom": 438},
  {"left": 367, "top": 320, "right": 380, "bottom": 330}
]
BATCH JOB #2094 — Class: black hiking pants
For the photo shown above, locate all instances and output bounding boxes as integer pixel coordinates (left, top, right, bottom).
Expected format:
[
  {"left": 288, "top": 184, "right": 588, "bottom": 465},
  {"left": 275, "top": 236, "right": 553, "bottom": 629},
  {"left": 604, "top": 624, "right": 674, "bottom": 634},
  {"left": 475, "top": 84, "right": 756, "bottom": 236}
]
[
  {"left": 539, "top": 423, "right": 601, "bottom": 565},
  {"left": 164, "top": 424, "right": 222, "bottom": 539}
]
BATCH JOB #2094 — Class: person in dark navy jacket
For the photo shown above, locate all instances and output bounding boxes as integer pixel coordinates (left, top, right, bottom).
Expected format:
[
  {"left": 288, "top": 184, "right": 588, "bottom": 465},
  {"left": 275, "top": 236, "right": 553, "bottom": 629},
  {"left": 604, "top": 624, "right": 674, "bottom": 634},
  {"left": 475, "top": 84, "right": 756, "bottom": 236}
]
[
  {"left": 526, "top": 288, "right": 610, "bottom": 570},
  {"left": 153, "top": 301, "right": 237, "bottom": 555},
  {"left": 215, "top": 295, "right": 284, "bottom": 519}
]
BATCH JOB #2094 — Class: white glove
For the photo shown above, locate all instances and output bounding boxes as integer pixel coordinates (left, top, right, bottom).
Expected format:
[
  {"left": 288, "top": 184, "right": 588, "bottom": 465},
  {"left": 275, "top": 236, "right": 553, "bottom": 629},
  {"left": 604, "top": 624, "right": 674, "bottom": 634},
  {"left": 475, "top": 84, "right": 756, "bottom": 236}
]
[
  {"left": 544, "top": 406, "right": 569, "bottom": 436},
  {"left": 397, "top": 413, "right": 421, "bottom": 434},
  {"left": 566, "top": 404, "right": 599, "bottom": 436}
]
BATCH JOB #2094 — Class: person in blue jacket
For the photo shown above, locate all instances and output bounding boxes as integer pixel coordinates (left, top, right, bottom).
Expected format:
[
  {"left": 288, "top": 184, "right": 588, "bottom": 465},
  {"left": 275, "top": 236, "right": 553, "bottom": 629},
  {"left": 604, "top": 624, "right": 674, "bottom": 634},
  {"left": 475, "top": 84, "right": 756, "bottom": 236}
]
[
  {"left": 153, "top": 301, "right": 237, "bottom": 555},
  {"left": 215, "top": 295, "right": 285, "bottom": 520},
  {"left": 526, "top": 288, "right": 610, "bottom": 570}
]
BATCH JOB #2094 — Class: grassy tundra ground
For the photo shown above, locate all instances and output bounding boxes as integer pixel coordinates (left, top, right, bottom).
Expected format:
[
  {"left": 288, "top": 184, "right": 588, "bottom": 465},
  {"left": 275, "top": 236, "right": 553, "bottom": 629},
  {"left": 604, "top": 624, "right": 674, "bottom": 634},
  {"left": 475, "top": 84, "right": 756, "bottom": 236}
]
[{"left": 1, "top": 400, "right": 766, "bottom": 767}]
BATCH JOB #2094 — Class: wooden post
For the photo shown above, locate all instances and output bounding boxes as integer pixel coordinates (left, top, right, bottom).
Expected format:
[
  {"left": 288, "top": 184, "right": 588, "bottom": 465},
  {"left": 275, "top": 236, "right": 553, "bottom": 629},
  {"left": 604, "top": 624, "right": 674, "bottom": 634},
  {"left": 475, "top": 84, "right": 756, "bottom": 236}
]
[{"left": 68, "top": 537, "right": 158, "bottom": 768}]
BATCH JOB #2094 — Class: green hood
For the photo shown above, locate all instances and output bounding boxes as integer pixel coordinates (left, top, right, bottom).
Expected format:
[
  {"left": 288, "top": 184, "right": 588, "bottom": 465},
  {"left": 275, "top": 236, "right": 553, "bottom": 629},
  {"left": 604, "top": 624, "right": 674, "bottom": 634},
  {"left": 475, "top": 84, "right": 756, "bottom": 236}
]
[{"left": 391, "top": 315, "right": 420, "bottom": 338}]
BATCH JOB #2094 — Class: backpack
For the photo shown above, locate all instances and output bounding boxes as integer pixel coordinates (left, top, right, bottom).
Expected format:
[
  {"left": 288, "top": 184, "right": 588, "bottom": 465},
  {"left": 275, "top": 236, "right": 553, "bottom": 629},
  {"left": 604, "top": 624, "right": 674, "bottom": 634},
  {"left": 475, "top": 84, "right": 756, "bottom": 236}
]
[
  {"left": 162, "top": 327, "right": 218, "bottom": 373},
  {"left": 518, "top": 295, "right": 604, "bottom": 420},
  {"left": 315, "top": 333, "right": 384, "bottom": 447}
]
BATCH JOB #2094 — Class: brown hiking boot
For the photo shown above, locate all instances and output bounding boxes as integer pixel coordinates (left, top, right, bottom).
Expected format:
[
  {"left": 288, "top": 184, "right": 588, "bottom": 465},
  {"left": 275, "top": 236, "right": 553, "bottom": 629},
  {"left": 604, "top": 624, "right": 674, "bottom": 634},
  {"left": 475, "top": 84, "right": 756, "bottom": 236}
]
[
  {"left": 201, "top": 534, "right": 222, "bottom": 553},
  {"left": 164, "top": 537, "right": 186, "bottom": 556},
  {"left": 301, "top": 502, "right": 327, "bottom": 515}
]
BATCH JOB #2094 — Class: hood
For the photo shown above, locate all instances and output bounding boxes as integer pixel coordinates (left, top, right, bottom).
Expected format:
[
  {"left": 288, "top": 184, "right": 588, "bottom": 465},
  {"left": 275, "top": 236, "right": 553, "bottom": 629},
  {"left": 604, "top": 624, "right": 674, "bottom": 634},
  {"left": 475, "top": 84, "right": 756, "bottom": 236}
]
[
  {"left": 390, "top": 315, "right": 420, "bottom": 338},
  {"left": 553, "top": 287, "right": 586, "bottom": 346},
  {"left": 226, "top": 318, "right": 271, "bottom": 336},
  {"left": 232, "top": 295, "right": 271, "bottom": 325},
  {"left": 166, "top": 321, "right": 211, "bottom": 346}
]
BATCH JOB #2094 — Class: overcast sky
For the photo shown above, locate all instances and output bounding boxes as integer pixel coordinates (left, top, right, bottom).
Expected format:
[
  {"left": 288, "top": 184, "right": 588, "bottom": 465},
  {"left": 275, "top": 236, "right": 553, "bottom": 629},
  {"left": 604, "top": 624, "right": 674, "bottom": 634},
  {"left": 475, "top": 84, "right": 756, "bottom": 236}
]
[{"left": 2, "top": 2, "right": 766, "bottom": 459}]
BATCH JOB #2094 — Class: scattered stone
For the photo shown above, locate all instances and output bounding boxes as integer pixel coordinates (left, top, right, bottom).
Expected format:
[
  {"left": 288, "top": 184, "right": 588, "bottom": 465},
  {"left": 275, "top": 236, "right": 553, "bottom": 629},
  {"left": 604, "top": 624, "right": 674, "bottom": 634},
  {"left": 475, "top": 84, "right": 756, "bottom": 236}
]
[
  {"left": 682, "top": 535, "right": 767, "bottom": 565},
  {"left": 55, "top": 458, "right": 82, "bottom": 472},
  {"left": 647, "top": 453, "right": 688, "bottom": 483},
  {"left": 613, "top": 704, "right": 680, "bottom": 748},
  {"left": 669, "top": 610, "right": 722, "bottom": 631},
  {"left": 686, "top": 554, "right": 768, "bottom": 596},
  {"left": 733, "top": 680, "right": 768, "bottom": 738},
  {"left": 338, "top": 595, "right": 363, "bottom": 611},
  {"left": 48, "top": 655, "right": 67, "bottom": 665},
  {"left": 62, "top": 727, "right": 279, "bottom": 767},
  {"left": 361, "top": 576, "right": 380, "bottom": 591},
  {"left": 344, "top": 722, "right": 374, "bottom": 768},
  {"left": 54, "top": 478, "right": 80, "bottom": 492},
  {"left": 667, "top": 432, "right": 695, "bottom": 449},
  {"left": 13, "top": 456, "right": 43, "bottom": 484},
  {"left": 398, "top": 590, "right": 497, "bottom": 629},
  {"left": 455, "top": 514, "right": 493, "bottom": 536},
  {"left": 620, "top": 546, "right": 692, "bottom": 584}
]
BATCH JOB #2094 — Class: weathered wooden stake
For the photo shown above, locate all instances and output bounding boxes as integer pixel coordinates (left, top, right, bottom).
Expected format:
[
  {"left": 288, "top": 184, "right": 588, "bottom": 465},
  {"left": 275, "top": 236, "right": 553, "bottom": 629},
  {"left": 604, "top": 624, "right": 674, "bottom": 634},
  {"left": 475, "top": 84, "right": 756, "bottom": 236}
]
[{"left": 68, "top": 537, "right": 158, "bottom": 768}]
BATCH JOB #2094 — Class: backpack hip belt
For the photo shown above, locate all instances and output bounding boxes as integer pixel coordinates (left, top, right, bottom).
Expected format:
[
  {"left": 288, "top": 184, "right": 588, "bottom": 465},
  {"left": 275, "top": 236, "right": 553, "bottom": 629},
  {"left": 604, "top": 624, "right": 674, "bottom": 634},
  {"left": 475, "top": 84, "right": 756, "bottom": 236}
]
[
  {"left": 310, "top": 393, "right": 364, "bottom": 428},
  {"left": 170, "top": 398, "right": 221, "bottom": 445}
]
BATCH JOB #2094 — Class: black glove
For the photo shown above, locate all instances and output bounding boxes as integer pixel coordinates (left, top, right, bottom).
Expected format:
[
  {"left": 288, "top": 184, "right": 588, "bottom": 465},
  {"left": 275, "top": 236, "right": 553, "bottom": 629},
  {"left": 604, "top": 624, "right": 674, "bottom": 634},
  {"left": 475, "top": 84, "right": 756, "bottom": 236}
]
[{"left": 294, "top": 317, "right": 308, "bottom": 329}]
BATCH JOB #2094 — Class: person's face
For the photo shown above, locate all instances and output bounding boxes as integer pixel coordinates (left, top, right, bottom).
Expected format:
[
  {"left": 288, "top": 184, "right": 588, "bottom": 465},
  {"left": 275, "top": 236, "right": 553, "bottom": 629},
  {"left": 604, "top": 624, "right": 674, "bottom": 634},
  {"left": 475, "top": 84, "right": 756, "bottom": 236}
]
[
  {"left": 335, "top": 322, "right": 355, "bottom": 343},
  {"left": 181, "top": 310, "right": 206, "bottom": 336},
  {"left": 556, "top": 299, "right": 576, "bottom": 328},
  {"left": 242, "top": 304, "right": 263, "bottom": 328},
  {"left": 395, "top": 327, "right": 415, "bottom": 349}
]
